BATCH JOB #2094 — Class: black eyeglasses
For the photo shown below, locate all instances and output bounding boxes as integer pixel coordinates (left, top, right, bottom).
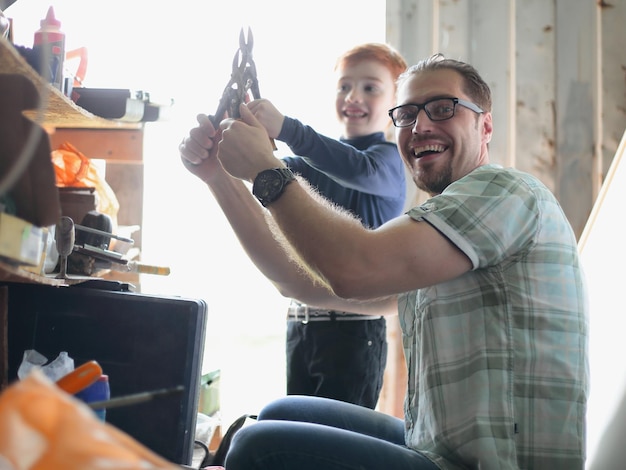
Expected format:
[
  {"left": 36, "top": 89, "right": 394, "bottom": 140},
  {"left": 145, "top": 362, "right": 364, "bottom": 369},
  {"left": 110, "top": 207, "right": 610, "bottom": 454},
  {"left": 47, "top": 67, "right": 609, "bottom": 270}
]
[{"left": 388, "top": 97, "right": 484, "bottom": 128}]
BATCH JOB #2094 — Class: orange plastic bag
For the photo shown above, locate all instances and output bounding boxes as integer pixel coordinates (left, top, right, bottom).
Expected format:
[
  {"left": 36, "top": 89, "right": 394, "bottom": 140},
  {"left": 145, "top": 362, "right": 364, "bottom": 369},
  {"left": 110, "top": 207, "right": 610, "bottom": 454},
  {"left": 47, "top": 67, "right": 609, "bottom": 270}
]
[
  {"left": 51, "top": 141, "right": 119, "bottom": 227},
  {"left": 0, "top": 369, "right": 178, "bottom": 470}
]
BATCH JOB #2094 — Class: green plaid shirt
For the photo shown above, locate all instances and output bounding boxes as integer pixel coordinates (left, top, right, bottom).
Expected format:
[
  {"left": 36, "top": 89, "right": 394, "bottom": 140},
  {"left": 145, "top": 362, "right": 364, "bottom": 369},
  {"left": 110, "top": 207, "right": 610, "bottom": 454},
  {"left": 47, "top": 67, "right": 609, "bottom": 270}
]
[{"left": 400, "top": 164, "right": 589, "bottom": 469}]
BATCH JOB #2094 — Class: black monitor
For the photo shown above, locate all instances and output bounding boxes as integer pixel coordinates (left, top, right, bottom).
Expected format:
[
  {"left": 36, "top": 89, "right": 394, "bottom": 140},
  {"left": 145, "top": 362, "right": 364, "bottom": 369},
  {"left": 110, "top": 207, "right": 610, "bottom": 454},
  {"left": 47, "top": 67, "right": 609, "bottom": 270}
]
[{"left": 4, "top": 281, "right": 207, "bottom": 466}]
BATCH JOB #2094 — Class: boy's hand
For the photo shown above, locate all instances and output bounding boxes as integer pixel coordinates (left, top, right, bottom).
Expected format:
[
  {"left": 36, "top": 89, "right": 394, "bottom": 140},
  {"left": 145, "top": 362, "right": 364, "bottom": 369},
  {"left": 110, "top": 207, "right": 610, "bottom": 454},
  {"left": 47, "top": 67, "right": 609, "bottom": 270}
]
[{"left": 247, "top": 99, "right": 285, "bottom": 139}]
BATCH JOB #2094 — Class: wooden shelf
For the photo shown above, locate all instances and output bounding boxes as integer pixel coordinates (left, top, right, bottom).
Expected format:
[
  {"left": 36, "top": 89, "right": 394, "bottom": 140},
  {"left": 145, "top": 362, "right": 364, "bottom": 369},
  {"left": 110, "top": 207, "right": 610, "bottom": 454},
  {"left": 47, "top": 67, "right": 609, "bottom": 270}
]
[
  {"left": 0, "top": 36, "right": 141, "bottom": 130},
  {"left": 49, "top": 128, "right": 144, "bottom": 163},
  {"left": 0, "top": 38, "right": 144, "bottom": 288},
  {"left": 0, "top": 260, "right": 76, "bottom": 286}
]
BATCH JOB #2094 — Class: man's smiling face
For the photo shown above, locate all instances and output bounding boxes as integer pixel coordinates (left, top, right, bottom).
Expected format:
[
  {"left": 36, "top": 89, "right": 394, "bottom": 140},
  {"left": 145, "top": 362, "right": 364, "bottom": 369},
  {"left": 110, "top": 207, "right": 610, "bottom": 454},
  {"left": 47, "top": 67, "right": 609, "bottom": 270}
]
[{"left": 395, "top": 68, "right": 492, "bottom": 195}]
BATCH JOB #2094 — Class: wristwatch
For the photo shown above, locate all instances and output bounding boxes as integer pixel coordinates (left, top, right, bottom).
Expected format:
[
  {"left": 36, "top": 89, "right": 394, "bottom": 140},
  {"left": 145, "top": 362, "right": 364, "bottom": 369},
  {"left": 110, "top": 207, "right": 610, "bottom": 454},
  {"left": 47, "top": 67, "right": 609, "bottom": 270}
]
[{"left": 252, "top": 167, "right": 296, "bottom": 207}]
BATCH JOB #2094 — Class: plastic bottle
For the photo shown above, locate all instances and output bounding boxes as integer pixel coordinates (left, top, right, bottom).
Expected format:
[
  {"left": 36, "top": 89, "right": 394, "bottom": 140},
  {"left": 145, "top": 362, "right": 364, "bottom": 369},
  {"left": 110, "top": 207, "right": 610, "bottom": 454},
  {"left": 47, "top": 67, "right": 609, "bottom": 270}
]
[
  {"left": 75, "top": 374, "right": 110, "bottom": 421},
  {"left": 33, "top": 6, "right": 65, "bottom": 90}
]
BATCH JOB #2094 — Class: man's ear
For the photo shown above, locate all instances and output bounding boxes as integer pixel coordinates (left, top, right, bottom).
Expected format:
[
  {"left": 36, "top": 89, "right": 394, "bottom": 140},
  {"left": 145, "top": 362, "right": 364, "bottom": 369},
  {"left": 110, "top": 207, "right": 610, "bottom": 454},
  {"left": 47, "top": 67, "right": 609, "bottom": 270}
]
[{"left": 482, "top": 112, "right": 493, "bottom": 144}]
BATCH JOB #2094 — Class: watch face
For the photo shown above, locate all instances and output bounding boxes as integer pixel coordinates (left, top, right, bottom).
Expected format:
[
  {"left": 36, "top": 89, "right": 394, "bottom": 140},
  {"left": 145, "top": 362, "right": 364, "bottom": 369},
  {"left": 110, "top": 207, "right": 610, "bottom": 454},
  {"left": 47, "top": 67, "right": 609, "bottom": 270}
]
[
  {"left": 255, "top": 171, "right": 283, "bottom": 199},
  {"left": 253, "top": 168, "right": 294, "bottom": 206}
]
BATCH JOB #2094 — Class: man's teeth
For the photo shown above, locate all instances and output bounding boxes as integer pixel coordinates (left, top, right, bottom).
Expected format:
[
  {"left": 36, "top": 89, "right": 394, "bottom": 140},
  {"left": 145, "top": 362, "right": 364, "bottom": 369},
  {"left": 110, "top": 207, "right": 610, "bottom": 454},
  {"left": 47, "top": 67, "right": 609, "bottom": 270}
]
[
  {"left": 413, "top": 144, "right": 445, "bottom": 157},
  {"left": 345, "top": 111, "right": 366, "bottom": 117}
]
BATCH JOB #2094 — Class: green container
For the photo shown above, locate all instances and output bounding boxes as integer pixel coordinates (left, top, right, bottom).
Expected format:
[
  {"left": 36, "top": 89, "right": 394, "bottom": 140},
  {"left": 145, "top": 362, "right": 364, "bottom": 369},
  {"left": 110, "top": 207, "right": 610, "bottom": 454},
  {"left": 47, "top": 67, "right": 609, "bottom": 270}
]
[{"left": 198, "top": 369, "right": 220, "bottom": 416}]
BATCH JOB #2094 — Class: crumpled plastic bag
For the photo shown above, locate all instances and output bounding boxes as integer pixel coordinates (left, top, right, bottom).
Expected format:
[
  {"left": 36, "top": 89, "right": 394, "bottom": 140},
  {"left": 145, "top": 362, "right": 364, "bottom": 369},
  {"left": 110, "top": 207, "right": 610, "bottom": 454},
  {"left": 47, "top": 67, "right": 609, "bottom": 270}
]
[
  {"left": 17, "top": 350, "right": 74, "bottom": 382},
  {"left": 0, "top": 369, "right": 178, "bottom": 470},
  {"left": 51, "top": 141, "right": 119, "bottom": 228}
]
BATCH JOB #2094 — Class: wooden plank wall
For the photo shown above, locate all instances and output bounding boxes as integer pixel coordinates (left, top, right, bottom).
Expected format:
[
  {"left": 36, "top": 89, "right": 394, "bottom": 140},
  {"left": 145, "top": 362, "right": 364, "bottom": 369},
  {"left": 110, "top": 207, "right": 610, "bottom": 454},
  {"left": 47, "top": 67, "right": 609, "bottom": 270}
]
[
  {"left": 387, "top": 0, "right": 626, "bottom": 237},
  {"left": 379, "top": 0, "right": 626, "bottom": 419}
]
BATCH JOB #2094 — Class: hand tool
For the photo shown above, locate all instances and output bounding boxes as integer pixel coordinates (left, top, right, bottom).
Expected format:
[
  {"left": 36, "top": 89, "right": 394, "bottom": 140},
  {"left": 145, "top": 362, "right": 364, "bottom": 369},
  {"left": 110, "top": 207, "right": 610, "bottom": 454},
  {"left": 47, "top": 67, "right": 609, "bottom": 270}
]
[
  {"left": 56, "top": 360, "right": 103, "bottom": 394},
  {"left": 210, "top": 27, "right": 276, "bottom": 150},
  {"left": 75, "top": 224, "right": 134, "bottom": 245},
  {"left": 55, "top": 215, "right": 169, "bottom": 276},
  {"left": 55, "top": 215, "right": 75, "bottom": 279},
  {"left": 87, "top": 385, "right": 184, "bottom": 410},
  {"left": 110, "top": 260, "right": 170, "bottom": 276}
]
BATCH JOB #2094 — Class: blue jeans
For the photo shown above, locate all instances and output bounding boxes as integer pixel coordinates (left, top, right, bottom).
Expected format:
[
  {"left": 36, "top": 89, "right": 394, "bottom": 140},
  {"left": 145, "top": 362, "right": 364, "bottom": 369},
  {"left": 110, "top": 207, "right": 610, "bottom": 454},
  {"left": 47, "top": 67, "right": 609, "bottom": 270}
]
[{"left": 225, "top": 395, "right": 439, "bottom": 470}]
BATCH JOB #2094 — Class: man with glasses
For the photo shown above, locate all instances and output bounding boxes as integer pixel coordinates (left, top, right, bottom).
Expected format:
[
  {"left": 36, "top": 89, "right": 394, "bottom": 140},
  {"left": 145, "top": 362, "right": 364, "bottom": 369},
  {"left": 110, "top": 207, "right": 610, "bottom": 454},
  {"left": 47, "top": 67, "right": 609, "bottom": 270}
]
[{"left": 184, "top": 53, "right": 589, "bottom": 469}]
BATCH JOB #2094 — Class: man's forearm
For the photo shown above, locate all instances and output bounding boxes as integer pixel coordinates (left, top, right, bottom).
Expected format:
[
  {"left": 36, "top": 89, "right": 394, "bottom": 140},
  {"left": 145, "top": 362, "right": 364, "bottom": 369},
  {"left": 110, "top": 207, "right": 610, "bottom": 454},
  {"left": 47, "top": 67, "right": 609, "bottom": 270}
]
[
  {"left": 266, "top": 176, "right": 373, "bottom": 297},
  {"left": 206, "top": 172, "right": 324, "bottom": 297},
  {"left": 206, "top": 165, "right": 397, "bottom": 314}
]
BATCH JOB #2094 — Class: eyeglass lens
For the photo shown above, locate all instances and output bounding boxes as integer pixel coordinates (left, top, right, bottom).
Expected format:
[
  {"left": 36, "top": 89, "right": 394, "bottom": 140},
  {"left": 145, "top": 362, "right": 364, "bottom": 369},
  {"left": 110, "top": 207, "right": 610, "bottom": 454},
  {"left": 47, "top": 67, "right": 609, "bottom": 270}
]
[{"left": 391, "top": 98, "right": 457, "bottom": 127}]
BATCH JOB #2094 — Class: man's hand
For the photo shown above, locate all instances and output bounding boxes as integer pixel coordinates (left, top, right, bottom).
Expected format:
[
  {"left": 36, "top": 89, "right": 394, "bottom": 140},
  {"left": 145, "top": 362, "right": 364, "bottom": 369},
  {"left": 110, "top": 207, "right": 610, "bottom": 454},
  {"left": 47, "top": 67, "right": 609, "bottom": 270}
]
[
  {"left": 247, "top": 99, "right": 285, "bottom": 139},
  {"left": 218, "top": 103, "right": 283, "bottom": 182},
  {"left": 179, "top": 114, "right": 224, "bottom": 183}
]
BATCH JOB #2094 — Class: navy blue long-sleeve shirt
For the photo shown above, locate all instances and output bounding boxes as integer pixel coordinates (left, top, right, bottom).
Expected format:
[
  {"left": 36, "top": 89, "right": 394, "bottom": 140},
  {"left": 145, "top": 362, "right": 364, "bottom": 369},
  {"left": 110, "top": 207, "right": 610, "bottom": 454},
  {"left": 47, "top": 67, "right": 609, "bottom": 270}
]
[{"left": 279, "top": 116, "right": 406, "bottom": 229}]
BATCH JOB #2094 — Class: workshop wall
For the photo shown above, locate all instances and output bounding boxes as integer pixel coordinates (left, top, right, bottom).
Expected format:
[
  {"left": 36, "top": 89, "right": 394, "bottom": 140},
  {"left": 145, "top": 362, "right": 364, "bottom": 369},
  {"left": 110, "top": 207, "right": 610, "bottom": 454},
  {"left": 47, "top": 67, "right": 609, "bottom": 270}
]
[{"left": 387, "top": 0, "right": 626, "bottom": 239}]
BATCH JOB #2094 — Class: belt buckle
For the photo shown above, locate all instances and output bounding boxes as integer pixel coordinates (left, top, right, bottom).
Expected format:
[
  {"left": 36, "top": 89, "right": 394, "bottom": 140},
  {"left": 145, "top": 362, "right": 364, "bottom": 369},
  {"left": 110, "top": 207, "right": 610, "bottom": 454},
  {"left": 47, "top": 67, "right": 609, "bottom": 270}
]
[{"left": 290, "top": 303, "right": 310, "bottom": 324}]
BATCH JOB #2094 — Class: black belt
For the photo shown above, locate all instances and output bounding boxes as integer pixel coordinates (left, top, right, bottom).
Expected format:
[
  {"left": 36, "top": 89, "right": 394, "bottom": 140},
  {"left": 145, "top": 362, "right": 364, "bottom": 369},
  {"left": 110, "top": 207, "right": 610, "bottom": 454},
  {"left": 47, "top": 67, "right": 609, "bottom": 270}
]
[{"left": 287, "top": 303, "right": 382, "bottom": 323}]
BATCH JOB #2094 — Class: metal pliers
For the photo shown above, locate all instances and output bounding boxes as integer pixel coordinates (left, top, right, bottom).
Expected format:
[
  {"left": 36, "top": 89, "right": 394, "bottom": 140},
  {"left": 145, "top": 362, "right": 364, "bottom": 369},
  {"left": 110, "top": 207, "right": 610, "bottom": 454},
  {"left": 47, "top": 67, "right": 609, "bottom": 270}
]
[
  {"left": 210, "top": 27, "right": 261, "bottom": 127},
  {"left": 210, "top": 27, "right": 276, "bottom": 149}
]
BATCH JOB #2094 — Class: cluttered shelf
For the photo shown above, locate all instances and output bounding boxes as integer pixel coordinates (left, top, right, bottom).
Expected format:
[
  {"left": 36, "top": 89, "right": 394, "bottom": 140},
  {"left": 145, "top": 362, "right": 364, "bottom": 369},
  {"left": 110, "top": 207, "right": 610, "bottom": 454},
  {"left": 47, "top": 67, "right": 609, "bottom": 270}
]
[
  {"left": 1, "top": 34, "right": 148, "bottom": 287},
  {"left": 0, "top": 260, "right": 101, "bottom": 286},
  {"left": 0, "top": 36, "right": 141, "bottom": 130},
  {"left": 0, "top": 260, "right": 66, "bottom": 285}
]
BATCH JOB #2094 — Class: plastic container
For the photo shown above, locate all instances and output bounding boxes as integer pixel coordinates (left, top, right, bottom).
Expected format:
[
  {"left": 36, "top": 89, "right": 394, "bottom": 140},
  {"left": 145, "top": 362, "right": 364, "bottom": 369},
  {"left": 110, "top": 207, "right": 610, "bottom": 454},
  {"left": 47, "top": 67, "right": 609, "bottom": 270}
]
[
  {"left": 74, "top": 374, "right": 110, "bottom": 421},
  {"left": 33, "top": 6, "right": 65, "bottom": 90},
  {"left": 198, "top": 369, "right": 220, "bottom": 416}
]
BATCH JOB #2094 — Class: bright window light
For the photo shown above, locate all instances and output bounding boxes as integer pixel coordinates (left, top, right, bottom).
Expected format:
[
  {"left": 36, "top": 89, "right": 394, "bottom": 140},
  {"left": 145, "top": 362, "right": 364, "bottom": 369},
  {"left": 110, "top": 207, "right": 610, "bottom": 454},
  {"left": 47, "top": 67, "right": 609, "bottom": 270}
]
[{"left": 7, "top": 0, "right": 386, "bottom": 427}]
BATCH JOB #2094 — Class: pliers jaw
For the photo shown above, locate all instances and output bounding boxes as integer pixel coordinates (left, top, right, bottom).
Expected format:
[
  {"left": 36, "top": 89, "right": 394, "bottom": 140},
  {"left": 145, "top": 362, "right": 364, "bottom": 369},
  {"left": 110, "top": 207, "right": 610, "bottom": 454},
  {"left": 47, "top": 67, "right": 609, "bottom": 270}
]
[
  {"left": 238, "top": 27, "right": 261, "bottom": 100},
  {"left": 210, "top": 27, "right": 260, "bottom": 126}
]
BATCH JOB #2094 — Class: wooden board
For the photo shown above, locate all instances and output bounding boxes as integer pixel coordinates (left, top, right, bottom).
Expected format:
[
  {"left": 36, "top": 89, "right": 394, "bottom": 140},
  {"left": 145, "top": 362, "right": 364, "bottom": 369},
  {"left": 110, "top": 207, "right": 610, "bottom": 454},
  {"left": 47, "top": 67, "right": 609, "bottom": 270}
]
[{"left": 578, "top": 128, "right": 626, "bottom": 468}]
